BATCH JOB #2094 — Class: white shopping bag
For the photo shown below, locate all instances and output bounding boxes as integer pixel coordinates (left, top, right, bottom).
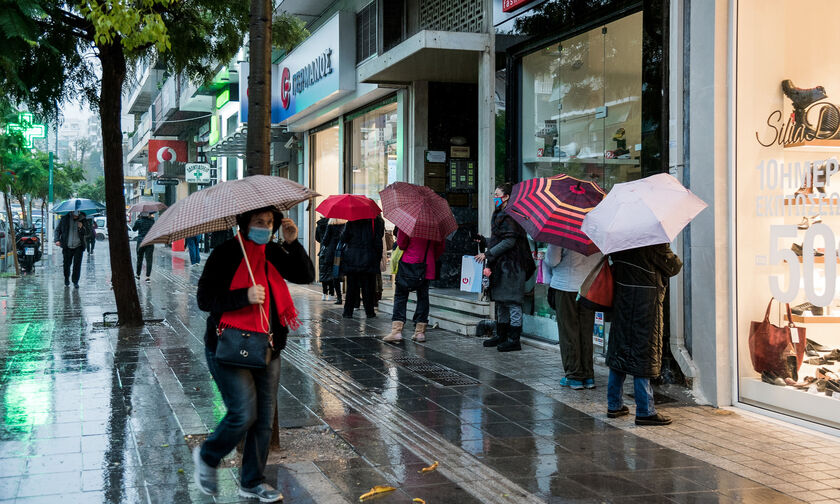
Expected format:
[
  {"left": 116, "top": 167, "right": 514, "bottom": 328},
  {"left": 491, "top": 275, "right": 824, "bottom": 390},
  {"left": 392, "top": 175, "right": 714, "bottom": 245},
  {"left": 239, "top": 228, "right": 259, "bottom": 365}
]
[{"left": 460, "top": 255, "right": 483, "bottom": 293}]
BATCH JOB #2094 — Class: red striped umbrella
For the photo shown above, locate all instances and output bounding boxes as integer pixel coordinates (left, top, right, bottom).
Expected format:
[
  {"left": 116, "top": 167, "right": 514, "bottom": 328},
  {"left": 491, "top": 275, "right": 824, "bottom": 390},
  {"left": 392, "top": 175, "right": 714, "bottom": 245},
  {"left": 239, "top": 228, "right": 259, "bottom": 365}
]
[
  {"left": 379, "top": 182, "right": 457, "bottom": 242},
  {"left": 507, "top": 174, "right": 606, "bottom": 255},
  {"left": 315, "top": 194, "right": 381, "bottom": 221}
]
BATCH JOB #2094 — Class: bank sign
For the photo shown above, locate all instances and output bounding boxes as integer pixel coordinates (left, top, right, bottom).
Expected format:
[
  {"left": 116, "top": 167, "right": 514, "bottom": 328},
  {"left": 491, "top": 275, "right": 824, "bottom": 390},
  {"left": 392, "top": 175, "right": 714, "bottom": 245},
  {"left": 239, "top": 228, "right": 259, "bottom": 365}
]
[{"left": 239, "top": 11, "right": 355, "bottom": 125}]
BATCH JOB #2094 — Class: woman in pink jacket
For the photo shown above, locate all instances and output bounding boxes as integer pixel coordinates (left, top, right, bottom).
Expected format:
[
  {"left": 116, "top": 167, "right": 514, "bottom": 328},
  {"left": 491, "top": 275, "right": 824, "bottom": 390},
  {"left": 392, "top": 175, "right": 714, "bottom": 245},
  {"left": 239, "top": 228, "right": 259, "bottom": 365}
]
[{"left": 384, "top": 228, "right": 445, "bottom": 342}]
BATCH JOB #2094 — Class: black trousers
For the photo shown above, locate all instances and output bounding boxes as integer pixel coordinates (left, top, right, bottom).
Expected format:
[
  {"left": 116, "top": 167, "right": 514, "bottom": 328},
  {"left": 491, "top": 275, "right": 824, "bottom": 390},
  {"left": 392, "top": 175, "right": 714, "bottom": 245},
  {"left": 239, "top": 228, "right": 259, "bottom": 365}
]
[
  {"left": 553, "top": 289, "right": 595, "bottom": 381},
  {"left": 344, "top": 273, "right": 375, "bottom": 317},
  {"left": 62, "top": 246, "right": 84, "bottom": 284},
  {"left": 392, "top": 279, "right": 430, "bottom": 324},
  {"left": 136, "top": 242, "right": 153, "bottom": 277},
  {"left": 87, "top": 237, "right": 95, "bottom": 254}
]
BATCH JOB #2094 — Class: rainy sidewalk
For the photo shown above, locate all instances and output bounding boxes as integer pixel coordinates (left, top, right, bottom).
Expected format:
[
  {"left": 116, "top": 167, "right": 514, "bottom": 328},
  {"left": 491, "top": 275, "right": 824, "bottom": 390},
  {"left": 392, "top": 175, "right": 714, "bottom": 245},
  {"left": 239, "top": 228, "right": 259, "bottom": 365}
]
[{"left": 0, "top": 245, "right": 834, "bottom": 503}]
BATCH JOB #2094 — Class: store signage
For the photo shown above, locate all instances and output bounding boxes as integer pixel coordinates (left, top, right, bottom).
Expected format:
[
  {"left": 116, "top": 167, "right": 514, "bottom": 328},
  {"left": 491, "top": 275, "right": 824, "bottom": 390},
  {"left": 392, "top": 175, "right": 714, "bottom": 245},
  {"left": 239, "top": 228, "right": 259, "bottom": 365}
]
[
  {"left": 502, "top": 0, "right": 537, "bottom": 12},
  {"left": 155, "top": 178, "right": 180, "bottom": 186},
  {"left": 148, "top": 139, "right": 187, "bottom": 173},
  {"left": 185, "top": 163, "right": 211, "bottom": 183},
  {"left": 756, "top": 80, "right": 840, "bottom": 147},
  {"left": 425, "top": 151, "right": 446, "bottom": 163},
  {"left": 4, "top": 112, "right": 45, "bottom": 148}
]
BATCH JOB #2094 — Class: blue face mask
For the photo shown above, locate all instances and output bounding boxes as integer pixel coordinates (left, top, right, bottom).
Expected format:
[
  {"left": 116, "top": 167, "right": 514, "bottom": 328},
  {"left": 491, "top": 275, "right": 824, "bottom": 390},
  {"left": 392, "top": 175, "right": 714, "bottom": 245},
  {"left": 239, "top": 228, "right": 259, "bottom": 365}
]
[
  {"left": 248, "top": 226, "right": 272, "bottom": 245},
  {"left": 494, "top": 197, "right": 504, "bottom": 208}
]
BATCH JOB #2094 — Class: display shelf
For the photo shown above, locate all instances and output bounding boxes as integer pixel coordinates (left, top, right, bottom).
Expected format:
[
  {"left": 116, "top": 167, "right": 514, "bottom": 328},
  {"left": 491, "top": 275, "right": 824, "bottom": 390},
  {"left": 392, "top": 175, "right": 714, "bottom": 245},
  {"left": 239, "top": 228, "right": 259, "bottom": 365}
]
[
  {"left": 523, "top": 157, "right": 639, "bottom": 166},
  {"left": 785, "top": 313, "right": 840, "bottom": 324},
  {"left": 784, "top": 139, "right": 840, "bottom": 152}
]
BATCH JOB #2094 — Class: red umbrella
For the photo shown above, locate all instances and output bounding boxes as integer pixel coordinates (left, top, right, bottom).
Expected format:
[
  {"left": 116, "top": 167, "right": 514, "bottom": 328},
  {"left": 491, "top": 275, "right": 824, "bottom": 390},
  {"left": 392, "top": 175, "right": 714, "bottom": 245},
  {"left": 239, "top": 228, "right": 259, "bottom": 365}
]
[
  {"left": 507, "top": 174, "right": 605, "bottom": 255},
  {"left": 379, "top": 182, "right": 457, "bottom": 242},
  {"left": 315, "top": 194, "right": 381, "bottom": 221}
]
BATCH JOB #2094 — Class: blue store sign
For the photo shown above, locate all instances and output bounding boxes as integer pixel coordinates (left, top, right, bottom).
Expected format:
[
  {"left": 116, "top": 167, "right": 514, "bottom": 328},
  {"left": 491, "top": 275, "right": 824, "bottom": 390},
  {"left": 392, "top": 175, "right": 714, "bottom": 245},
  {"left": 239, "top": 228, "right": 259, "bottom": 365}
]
[{"left": 239, "top": 11, "right": 356, "bottom": 125}]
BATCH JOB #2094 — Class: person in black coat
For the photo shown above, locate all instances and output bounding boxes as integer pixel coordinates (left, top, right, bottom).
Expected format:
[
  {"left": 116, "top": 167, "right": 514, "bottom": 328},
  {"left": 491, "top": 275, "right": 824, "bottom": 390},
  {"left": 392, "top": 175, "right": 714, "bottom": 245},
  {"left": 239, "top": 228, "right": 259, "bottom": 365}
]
[
  {"left": 339, "top": 215, "right": 384, "bottom": 319},
  {"left": 315, "top": 217, "right": 344, "bottom": 304},
  {"left": 606, "top": 243, "right": 682, "bottom": 426},
  {"left": 475, "top": 183, "right": 535, "bottom": 352},
  {"left": 192, "top": 207, "right": 314, "bottom": 502},
  {"left": 55, "top": 210, "right": 93, "bottom": 288}
]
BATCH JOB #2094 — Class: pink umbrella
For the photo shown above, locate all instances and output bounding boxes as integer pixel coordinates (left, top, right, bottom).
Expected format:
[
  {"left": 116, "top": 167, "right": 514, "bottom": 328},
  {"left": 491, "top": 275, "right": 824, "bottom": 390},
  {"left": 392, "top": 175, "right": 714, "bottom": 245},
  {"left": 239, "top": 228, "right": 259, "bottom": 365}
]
[
  {"left": 128, "top": 201, "right": 167, "bottom": 214},
  {"left": 379, "top": 182, "right": 457, "bottom": 242}
]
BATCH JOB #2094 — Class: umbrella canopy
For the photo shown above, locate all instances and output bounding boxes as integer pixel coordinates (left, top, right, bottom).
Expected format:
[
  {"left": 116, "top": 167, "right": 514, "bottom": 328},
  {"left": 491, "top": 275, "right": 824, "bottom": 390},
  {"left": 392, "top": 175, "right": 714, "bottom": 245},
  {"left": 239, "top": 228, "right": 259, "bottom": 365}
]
[
  {"left": 580, "top": 173, "right": 707, "bottom": 255},
  {"left": 379, "top": 182, "right": 457, "bottom": 242},
  {"left": 52, "top": 198, "right": 106, "bottom": 215},
  {"left": 315, "top": 194, "right": 381, "bottom": 221},
  {"left": 129, "top": 201, "right": 167, "bottom": 214},
  {"left": 141, "top": 175, "right": 318, "bottom": 246},
  {"left": 506, "top": 174, "right": 605, "bottom": 255}
]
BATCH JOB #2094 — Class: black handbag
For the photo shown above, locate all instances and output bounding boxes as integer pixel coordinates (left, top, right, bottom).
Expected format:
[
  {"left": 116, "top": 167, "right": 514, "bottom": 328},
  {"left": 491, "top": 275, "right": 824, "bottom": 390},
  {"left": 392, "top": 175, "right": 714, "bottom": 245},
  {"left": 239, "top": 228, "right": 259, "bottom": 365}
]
[
  {"left": 214, "top": 262, "right": 273, "bottom": 369},
  {"left": 396, "top": 242, "right": 430, "bottom": 291}
]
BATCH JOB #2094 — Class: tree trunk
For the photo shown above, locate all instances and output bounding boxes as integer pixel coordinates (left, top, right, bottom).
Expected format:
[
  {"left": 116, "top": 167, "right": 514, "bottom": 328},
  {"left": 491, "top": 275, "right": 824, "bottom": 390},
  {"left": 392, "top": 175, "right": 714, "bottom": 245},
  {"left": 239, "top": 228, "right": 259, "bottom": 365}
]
[
  {"left": 98, "top": 41, "right": 143, "bottom": 326},
  {"left": 246, "top": 0, "right": 272, "bottom": 177},
  {"left": 4, "top": 192, "right": 20, "bottom": 276},
  {"left": 15, "top": 194, "right": 27, "bottom": 225}
]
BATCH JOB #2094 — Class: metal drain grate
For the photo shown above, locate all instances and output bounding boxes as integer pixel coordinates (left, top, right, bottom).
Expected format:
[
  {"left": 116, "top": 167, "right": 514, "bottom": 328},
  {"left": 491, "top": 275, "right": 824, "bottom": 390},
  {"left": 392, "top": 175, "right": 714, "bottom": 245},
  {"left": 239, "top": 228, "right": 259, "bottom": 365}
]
[{"left": 392, "top": 356, "right": 479, "bottom": 386}]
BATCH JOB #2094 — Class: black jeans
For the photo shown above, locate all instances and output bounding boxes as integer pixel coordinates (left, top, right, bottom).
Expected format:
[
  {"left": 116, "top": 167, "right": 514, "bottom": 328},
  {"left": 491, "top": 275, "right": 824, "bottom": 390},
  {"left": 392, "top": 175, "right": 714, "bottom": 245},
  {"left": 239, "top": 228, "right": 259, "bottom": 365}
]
[
  {"left": 392, "top": 279, "right": 430, "bottom": 323},
  {"left": 552, "top": 289, "right": 595, "bottom": 381},
  {"left": 200, "top": 349, "right": 281, "bottom": 488},
  {"left": 87, "top": 237, "right": 95, "bottom": 254},
  {"left": 321, "top": 281, "right": 335, "bottom": 295},
  {"left": 62, "top": 246, "right": 84, "bottom": 284},
  {"left": 344, "top": 273, "right": 375, "bottom": 317},
  {"left": 136, "top": 242, "right": 153, "bottom": 277}
]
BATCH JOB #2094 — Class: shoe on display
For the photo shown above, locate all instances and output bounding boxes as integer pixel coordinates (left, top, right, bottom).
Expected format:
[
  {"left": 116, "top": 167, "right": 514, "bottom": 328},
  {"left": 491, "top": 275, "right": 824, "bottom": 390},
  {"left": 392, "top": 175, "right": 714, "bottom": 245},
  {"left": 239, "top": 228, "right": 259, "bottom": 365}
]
[
  {"left": 782, "top": 79, "right": 828, "bottom": 110},
  {"left": 761, "top": 371, "right": 786, "bottom": 386},
  {"left": 607, "top": 405, "right": 629, "bottom": 418},
  {"left": 635, "top": 413, "right": 672, "bottom": 426},
  {"left": 791, "top": 302, "right": 824, "bottom": 316},
  {"left": 807, "top": 338, "right": 831, "bottom": 351},
  {"left": 239, "top": 483, "right": 283, "bottom": 503}
]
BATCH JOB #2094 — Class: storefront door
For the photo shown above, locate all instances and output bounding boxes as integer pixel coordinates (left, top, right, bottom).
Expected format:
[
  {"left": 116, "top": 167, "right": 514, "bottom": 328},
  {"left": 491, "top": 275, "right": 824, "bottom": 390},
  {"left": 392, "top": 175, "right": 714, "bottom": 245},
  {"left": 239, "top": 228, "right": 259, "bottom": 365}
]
[{"left": 309, "top": 125, "right": 340, "bottom": 279}]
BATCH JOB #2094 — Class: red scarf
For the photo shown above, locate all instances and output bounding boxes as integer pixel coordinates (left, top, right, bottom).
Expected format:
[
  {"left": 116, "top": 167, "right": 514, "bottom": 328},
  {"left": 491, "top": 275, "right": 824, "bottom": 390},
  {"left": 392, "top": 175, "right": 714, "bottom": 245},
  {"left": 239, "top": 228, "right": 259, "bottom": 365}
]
[{"left": 219, "top": 237, "right": 301, "bottom": 337}]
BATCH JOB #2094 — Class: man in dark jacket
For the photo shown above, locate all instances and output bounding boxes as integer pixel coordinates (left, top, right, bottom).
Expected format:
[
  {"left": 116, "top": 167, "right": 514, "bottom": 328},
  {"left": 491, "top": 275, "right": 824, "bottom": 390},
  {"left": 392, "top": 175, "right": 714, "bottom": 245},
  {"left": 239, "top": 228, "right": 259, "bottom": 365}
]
[
  {"left": 315, "top": 217, "right": 343, "bottom": 304},
  {"left": 606, "top": 243, "right": 682, "bottom": 426},
  {"left": 132, "top": 212, "right": 155, "bottom": 282},
  {"left": 55, "top": 210, "right": 92, "bottom": 288},
  {"left": 339, "top": 216, "right": 384, "bottom": 319}
]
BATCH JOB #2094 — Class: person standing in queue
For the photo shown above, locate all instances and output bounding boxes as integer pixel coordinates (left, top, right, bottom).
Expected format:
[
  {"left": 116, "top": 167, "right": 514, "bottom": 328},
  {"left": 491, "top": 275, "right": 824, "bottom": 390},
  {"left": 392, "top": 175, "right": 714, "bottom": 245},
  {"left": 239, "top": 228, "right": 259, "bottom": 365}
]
[
  {"left": 132, "top": 212, "right": 155, "bottom": 282},
  {"left": 606, "top": 243, "right": 682, "bottom": 426},
  {"left": 475, "top": 183, "right": 535, "bottom": 352},
  {"left": 55, "top": 210, "right": 92, "bottom": 288},
  {"left": 192, "top": 207, "right": 314, "bottom": 502},
  {"left": 315, "top": 216, "right": 344, "bottom": 304},
  {"left": 339, "top": 215, "right": 384, "bottom": 319}
]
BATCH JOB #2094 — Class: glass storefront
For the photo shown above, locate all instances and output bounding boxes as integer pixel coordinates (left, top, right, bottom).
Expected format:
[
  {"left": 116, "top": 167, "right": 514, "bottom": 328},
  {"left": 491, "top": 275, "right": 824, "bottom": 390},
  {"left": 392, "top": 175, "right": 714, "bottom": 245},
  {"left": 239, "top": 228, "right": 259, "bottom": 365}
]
[
  {"left": 736, "top": 0, "right": 840, "bottom": 429},
  {"left": 346, "top": 100, "right": 399, "bottom": 207},
  {"left": 518, "top": 11, "right": 644, "bottom": 341},
  {"left": 310, "top": 124, "right": 340, "bottom": 277}
]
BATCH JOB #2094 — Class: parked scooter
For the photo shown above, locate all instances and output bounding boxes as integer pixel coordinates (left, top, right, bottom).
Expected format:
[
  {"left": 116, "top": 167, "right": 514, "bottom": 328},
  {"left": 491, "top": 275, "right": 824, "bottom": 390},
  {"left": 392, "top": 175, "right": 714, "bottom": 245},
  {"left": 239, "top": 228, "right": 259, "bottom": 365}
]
[{"left": 16, "top": 226, "right": 42, "bottom": 273}]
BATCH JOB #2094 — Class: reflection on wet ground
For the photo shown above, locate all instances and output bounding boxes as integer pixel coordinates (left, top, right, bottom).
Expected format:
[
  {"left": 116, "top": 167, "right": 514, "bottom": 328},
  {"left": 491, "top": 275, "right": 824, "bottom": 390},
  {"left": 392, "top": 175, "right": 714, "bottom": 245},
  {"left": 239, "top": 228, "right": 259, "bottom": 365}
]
[{"left": 0, "top": 246, "right": 802, "bottom": 503}]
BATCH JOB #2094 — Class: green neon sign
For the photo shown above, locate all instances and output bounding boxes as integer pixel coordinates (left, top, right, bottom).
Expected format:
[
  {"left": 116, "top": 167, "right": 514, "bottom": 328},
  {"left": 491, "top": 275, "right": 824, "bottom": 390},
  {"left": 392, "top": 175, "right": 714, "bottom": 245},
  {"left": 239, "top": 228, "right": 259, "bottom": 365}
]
[
  {"left": 215, "top": 89, "right": 230, "bottom": 109},
  {"left": 5, "top": 112, "right": 46, "bottom": 148},
  {"left": 209, "top": 115, "right": 220, "bottom": 146}
]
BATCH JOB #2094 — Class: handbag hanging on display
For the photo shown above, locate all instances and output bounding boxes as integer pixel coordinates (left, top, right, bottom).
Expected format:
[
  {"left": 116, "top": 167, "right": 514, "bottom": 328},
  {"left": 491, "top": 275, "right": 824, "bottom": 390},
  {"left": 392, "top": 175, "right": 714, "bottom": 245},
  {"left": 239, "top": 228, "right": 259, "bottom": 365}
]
[{"left": 748, "top": 298, "right": 806, "bottom": 380}]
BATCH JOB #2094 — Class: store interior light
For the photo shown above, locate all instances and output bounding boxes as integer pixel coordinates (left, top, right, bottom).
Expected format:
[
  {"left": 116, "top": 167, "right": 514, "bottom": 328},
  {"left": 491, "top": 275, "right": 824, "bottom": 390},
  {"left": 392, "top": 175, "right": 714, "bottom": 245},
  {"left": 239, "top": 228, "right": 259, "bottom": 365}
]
[
  {"left": 209, "top": 116, "right": 220, "bottom": 146},
  {"left": 216, "top": 89, "right": 230, "bottom": 109}
]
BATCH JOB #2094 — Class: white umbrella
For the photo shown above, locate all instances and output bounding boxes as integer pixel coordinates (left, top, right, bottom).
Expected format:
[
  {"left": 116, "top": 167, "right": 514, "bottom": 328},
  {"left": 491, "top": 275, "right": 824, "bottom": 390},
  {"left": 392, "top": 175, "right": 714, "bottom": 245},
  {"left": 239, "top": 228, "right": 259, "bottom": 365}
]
[{"left": 580, "top": 173, "right": 707, "bottom": 255}]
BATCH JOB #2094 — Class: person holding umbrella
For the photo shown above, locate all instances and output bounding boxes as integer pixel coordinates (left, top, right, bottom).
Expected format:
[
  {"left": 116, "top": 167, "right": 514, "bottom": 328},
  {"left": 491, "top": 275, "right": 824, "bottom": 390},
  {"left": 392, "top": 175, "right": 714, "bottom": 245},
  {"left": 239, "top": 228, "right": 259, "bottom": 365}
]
[
  {"left": 315, "top": 216, "right": 345, "bottom": 304},
  {"left": 55, "top": 209, "right": 92, "bottom": 288},
  {"left": 339, "top": 215, "right": 384, "bottom": 319},
  {"left": 475, "top": 183, "right": 535, "bottom": 352},
  {"left": 193, "top": 207, "right": 314, "bottom": 501},
  {"left": 132, "top": 212, "right": 155, "bottom": 282}
]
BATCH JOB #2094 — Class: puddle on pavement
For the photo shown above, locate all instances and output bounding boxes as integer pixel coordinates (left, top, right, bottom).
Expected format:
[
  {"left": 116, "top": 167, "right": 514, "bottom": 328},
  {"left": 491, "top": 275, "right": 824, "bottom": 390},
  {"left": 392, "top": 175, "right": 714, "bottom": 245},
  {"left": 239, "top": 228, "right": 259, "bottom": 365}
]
[{"left": 185, "top": 425, "right": 356, "bottom": 468}]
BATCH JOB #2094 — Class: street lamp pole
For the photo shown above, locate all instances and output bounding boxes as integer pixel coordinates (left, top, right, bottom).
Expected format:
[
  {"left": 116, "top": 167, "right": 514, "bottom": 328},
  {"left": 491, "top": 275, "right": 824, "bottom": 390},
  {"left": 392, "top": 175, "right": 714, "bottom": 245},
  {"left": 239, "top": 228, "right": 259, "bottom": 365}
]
[{"left": 47, "top": 114, "right": 57, "bottom": 255}]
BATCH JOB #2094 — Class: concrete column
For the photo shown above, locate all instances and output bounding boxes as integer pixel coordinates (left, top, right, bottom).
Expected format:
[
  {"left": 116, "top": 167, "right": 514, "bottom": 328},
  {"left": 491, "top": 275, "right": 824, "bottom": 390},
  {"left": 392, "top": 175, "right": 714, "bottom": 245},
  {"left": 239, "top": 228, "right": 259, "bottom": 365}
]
[
  {"left": 682, "top": 0, "right": 733, "bottom": 407},
  {"left": 477, "top": 45, "right": 495, "bottom": 236},
  {"left": 396, "top": 89, "right": 407, "bottom": 183},
  {"left": 409, "top": 81, "right": 428, "bottom": 186}
]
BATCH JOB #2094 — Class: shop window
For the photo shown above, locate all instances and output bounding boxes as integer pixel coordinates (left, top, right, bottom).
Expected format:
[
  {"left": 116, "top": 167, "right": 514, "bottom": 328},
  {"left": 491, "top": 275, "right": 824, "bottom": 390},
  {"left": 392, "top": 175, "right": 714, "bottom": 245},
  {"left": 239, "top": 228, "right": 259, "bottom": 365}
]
[
  {"left": 382, "top": 0, "right": 406, "bottom": 53},
  {"left": 357, "top": 2, "right": 377, "bottom": 63},
  {"left": 346, "top": 101, "right": 398, "bottom": 206},
  {"left": 309, "top": 125, "right": 340, "bottom": 278},
  {"left": 736, "top": 0, "right": 840, "bottom": 429},
  {"left": 225, "top": 157, "right": 237, "bottom": 181},
  {"left": 518, "top": 11, "right": 643, "bottom": 341}
]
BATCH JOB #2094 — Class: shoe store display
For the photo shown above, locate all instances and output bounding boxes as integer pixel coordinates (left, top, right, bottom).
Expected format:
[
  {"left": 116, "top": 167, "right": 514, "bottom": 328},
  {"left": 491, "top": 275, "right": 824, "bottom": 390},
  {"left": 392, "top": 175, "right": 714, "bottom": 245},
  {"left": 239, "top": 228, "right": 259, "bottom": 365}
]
[
  {"left": 761, "top": 371, "right": 786, "bottom": 386},
  {"left": 790, "top": 301, "right": 824, "bottom": 316}
]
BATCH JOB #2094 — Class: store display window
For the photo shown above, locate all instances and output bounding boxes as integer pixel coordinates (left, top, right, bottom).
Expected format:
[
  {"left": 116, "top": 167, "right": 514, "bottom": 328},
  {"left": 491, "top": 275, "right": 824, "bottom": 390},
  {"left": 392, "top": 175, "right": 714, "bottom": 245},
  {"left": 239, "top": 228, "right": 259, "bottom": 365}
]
[
  {"left": 347, "top": 101, "right": 399, "bottom": 206},
  {"left": 310, "top": 124, "right": 340, "bottom": 278},
  {"left": 518, "top": 11, "right": 643, "bottom": 337},
  {"left": 736, "top": 0, "right": 840, "bottom": 428}
]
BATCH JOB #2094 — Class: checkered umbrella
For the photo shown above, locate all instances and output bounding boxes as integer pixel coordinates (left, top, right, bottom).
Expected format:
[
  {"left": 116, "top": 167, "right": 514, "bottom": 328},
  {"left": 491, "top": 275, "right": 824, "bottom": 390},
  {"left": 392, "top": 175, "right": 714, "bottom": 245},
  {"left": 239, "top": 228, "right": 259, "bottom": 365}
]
[
  {"left": 507, "top": 174, "right": 606, "bottom": 255},
  {"left": 379, "top": 182, "right": 457, "bottom": 242},
  {"left": 128, "top": 201, "right": 167, "bottom": 214},
  {"left": 140, "top": 175, "right": 318, "bottom": 246}
]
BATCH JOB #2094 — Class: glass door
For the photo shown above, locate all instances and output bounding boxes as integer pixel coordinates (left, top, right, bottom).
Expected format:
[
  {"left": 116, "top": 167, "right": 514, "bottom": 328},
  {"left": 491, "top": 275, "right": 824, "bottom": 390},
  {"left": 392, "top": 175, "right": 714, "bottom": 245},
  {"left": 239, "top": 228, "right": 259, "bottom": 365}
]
[{"left": 309, "top": 125, "right": 340, "bottom": 277}]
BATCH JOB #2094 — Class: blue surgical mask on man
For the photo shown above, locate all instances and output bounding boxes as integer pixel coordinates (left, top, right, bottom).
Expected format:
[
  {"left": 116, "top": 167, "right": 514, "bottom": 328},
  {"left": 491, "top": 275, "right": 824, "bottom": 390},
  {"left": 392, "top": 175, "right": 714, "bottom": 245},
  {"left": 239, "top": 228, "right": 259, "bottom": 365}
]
[
  {"left": 494, "top": 197, "right": 504, "bottom": 208},
  {"left": 248, "top": 226, "right": 272, "bottom": 245}
]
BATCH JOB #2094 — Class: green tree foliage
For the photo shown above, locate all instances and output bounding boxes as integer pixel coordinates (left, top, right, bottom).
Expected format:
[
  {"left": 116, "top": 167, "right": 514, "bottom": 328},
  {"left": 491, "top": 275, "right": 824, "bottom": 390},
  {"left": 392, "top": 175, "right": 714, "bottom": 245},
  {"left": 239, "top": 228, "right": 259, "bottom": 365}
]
[
  {"left": 75, "top": 175, "right": 106, "bottom": 203},
  {"left": 272, "top": 13, "right": 309, "bottom": 54}
]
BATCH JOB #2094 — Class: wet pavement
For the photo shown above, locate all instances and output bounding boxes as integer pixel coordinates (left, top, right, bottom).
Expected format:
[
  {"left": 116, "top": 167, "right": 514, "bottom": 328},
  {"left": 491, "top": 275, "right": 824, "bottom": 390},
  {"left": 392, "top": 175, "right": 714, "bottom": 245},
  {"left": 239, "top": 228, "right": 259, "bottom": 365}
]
[{"left": 0, "top": 244, "right": 810, "bottom": 503}]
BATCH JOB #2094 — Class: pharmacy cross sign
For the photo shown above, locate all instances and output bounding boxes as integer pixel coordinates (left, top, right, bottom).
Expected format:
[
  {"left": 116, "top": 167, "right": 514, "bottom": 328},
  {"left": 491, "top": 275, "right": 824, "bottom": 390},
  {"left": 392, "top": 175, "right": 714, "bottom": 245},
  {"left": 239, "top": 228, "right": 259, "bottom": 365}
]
[{"left": 5, "top": 112, "right": 46, "bottom": 148}]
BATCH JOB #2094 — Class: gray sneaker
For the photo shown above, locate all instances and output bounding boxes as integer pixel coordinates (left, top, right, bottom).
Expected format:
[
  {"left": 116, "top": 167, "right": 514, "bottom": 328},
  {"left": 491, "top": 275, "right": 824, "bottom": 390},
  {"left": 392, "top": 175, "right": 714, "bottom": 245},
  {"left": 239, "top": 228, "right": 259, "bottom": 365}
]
[
  {"left": 239, "top": 483, "right": 284, "bottom": 502},
  {"left": 192, "top": 446, "right": 218, "bottom": 496}
]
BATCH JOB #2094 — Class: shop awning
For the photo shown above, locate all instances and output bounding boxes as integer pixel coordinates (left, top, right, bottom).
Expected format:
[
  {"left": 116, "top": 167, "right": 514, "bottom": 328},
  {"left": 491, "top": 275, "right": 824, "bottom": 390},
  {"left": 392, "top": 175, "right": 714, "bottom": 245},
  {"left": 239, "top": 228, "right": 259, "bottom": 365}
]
[
  {"left": 205, "top": 125, "right": 288, "bottom": 158},
  {"left": 359, "top": 30, "right": 490, "bottom": 84}
]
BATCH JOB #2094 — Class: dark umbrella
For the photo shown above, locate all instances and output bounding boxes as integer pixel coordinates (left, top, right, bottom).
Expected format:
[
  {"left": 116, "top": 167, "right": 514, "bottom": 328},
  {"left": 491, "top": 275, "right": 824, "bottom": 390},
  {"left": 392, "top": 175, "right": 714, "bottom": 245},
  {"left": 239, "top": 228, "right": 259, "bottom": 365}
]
[
  {"left": 379, "top": 182, "right": 457, "bottom": 242},
  {"left": 507, "top": 174, "right": 605, "bottom": 255},
  {"left": 315, "top": 194, "right": 381, "bottom": 221},
  {"left": 53, "top": 198, "right": 106, "bottom": 215}
]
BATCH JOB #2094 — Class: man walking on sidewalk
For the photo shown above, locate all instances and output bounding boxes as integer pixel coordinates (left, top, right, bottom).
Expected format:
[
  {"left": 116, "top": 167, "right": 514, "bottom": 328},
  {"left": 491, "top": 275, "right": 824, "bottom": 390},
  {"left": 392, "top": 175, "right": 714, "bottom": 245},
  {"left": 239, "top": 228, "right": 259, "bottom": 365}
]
[
  {"left": 55, "top": 210, "right": 92, "bottom": 288},
  {"left": 132, "top": 212, "right": 155, "bottom": 282}
]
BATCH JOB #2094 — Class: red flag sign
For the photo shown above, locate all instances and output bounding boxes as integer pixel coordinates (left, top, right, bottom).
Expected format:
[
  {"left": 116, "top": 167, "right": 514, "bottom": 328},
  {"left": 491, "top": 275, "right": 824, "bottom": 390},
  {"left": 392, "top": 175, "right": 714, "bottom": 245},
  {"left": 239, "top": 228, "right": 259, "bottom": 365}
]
[{"left": 148, "top": 140, "right": 187, "bottom": 173}]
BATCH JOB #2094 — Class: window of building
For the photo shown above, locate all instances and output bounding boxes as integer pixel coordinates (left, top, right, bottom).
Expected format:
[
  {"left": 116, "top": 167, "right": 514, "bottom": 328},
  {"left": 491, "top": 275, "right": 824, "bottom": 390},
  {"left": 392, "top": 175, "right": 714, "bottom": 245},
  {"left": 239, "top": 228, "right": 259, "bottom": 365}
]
[
  {"left": 356, "top": 2, "right": 377, "bottom": 63},
  {"left": 346, "top": 100, "right": 398, "bottom": 206},
  {"left": 736, "top": 0, "right": 840, "bottom": 429},
  {"left": 382, "top": 0, "right": 406, "bottom": 53}
]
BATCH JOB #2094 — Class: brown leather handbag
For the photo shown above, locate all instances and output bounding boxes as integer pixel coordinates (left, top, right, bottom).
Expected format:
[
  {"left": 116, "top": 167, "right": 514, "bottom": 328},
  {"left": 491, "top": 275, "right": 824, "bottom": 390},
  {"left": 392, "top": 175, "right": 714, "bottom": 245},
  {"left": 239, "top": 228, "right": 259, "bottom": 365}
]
[{"left": 749, "top": 298, "right": 806, "bottom": 379}]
